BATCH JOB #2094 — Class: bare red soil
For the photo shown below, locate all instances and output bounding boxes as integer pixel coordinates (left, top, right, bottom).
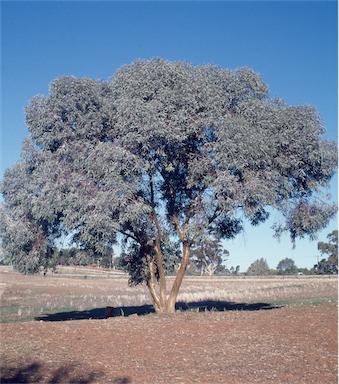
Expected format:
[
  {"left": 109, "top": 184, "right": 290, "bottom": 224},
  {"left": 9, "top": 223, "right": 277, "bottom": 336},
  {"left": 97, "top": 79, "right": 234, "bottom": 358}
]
[{"left": 1, "top": 303, "right": 337, "bottom": 383}]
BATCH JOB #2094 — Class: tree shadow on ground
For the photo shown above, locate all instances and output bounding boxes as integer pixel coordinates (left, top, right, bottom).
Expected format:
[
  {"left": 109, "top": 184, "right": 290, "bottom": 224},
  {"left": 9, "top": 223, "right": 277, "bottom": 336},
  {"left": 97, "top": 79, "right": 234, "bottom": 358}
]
[
  {"left": 0, "top": 362, "right": 129, "bottom": 383},
  {"left": 35, "top": 304, "right": 154, "bottom": 321},
  {"left": 35, "top": 300, "right": 282, "bottom": 322},
  {"left": 176, "top": 300, "right": 282, "bottom": 312}
]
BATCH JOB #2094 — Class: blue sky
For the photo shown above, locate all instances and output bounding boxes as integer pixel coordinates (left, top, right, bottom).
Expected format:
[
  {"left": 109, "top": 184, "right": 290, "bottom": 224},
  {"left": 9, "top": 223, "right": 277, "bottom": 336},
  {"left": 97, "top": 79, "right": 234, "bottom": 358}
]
[{"left": 1, "top": 1, "right": 338, "bottom": 270}]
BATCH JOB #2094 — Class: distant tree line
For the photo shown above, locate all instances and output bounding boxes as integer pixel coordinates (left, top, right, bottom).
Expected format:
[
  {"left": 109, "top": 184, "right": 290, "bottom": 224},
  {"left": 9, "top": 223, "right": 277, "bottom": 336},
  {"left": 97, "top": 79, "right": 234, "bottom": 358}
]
[
  {"left": 246, "top": 257, "right": 300, "bottom": 276},
  {"left": 1, "top": 230, "right": 337, "bottom": 278},
  {"left": 38, "top": 246, "right": 116, "bottom": 271},
  {"left": 245, "top": 230, "right": 338, "bottom": 276}
]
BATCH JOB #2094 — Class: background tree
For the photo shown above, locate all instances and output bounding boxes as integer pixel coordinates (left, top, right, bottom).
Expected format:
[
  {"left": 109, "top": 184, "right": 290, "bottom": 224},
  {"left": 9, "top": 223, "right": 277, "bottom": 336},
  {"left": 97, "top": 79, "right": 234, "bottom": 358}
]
[
  {"left": 246, "top": 258, "right": 270, "bottom": 276},
  {"left": 0, "top": 59, "right": 337, "bottom": 313},
  {"left": 314, "top": 230, "right": 338, "bottom": 274},
  {"left": 277, "top": 257, "right": 298, "bottom": 275},
  {"left": 99, "top": 246, "right": 115, "bottom": 269},
  {"left": 228, "top": 265, "right": 240, "bottom": 276},
  {"left": 56, "top": 248, "right": 78, "bottom": 266},
  {"left": 191, "top": 235, "right": 229, "bottom": 276}
]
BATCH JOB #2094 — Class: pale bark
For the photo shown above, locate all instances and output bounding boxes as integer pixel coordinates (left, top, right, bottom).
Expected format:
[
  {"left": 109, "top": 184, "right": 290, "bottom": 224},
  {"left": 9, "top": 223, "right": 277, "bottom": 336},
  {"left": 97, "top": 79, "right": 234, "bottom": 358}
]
[
  {"left": 167, "top": 242, "right": 191, "bottom": 313},
  {"left": 153, "top": 242, "right": 167, "bottom": 309},
  {"left": 145, "top": 254, "right": 162, "bottom": 312}
]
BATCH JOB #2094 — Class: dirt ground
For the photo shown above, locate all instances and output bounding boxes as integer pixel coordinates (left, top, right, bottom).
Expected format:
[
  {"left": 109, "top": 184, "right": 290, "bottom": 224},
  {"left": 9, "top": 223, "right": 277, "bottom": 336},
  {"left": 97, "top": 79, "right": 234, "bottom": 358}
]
[{"left": 1, "top": 302, "right": 337, "bottom": 384}]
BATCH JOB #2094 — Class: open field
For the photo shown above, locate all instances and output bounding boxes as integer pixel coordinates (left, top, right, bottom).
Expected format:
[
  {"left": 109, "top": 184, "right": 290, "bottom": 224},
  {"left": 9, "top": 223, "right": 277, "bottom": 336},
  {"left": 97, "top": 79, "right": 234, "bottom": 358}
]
[{"left": 0, "top": 266, "right": 337, "bottom": 383}]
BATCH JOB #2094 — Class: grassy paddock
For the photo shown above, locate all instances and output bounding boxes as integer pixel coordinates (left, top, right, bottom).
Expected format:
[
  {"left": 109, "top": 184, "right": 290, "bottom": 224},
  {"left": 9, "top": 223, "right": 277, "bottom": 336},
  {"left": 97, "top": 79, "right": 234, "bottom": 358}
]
[{"left": 0, "top": 266, "right": 337, "bottom": 323}]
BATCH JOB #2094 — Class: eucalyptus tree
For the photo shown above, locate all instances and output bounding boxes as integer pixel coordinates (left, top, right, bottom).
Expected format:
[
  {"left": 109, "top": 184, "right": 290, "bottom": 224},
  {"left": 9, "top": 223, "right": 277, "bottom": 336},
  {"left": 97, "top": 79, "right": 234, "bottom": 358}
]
[
  {"left": 246, "top": 258, "right": 270, "bottom": 276},
  {"left": 276, "top": 257, "right": 298, "bottom": 275},
  {"left": 191, "top": 236, "right": 229, "bottom": 276},
  {"left": 0, "top": 59, "right": 337, "bottom": 313},
  {"left": 315, "top": 230, "right": 338, "bottom": 274},
  {"left": 318, "top": 230, "right": 338, "bottom": 262}
]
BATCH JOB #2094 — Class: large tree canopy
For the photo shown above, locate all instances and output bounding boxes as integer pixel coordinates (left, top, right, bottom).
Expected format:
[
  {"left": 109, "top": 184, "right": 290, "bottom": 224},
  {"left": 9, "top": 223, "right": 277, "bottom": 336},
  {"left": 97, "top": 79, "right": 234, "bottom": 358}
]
[{"left": 1, "top": 59, "right": 337, "bottom": 312}]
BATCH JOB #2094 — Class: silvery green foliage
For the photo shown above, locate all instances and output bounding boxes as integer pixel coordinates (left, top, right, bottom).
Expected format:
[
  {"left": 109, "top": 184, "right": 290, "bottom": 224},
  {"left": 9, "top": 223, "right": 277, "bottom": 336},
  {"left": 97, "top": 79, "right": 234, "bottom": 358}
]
[
  {"left": 1, "top": 59, "right": 337, "bottom": 282},
  {"left": 110, "top": 59, "right": 337, "bottom": 244},
  {"left": 0, "top": 143, "right": 56, "bottom": 273},
  {"left": 23, "top": 77, "right": 147, "bottom": 256}
]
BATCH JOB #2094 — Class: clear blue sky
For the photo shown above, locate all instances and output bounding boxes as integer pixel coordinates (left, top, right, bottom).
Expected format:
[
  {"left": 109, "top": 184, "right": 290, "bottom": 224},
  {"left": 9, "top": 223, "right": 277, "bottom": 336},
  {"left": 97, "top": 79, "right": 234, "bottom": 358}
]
[{"left": 1, "top": 1, "right": 338, "bottom": 270}]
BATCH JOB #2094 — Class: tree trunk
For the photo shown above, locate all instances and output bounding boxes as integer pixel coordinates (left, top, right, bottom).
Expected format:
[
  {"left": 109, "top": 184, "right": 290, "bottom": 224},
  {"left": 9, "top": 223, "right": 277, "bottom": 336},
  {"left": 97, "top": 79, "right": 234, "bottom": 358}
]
[
  {"left": 166, "top": 243, "right": 191, "bottom": 313},
  {"left": 154, "top": 240, "right": 167, "bottom": 310},
  {"left": 145, "top": 254, "right": 162, "bottom": 312},
  {"left": 145, "top": 250, "right": 172, "bottom": 314},
  {"left": 144, "top": 243, "right": 191, "bottom": 314}
]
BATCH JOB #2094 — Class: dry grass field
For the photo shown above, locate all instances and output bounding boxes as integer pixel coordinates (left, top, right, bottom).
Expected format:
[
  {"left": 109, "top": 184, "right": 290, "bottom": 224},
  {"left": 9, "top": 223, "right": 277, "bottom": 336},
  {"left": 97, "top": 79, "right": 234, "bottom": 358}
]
[{"left": 0, "top": 266, "right": 337, "bottom": 383}]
